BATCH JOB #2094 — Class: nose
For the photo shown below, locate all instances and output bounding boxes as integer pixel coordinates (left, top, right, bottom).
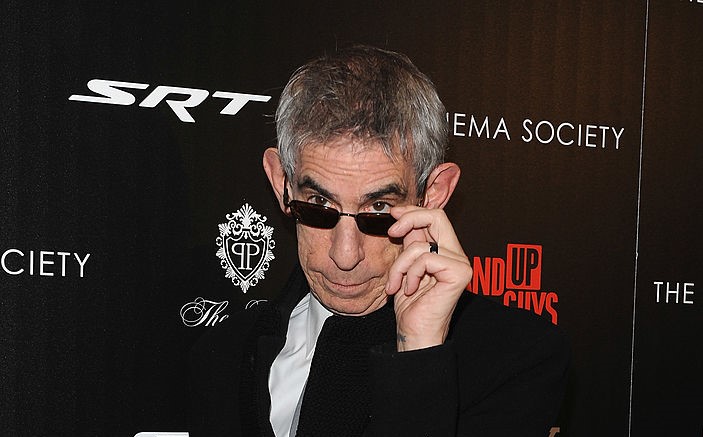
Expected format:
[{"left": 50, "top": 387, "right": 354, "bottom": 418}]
[{"left": 328, "top": 215, "right": 365, "bottom": 271}]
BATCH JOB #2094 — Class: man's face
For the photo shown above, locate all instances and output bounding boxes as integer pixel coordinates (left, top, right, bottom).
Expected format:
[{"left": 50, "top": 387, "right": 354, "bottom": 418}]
[{"left": 290, "top": 137, "right": 418, "bottom": 316}]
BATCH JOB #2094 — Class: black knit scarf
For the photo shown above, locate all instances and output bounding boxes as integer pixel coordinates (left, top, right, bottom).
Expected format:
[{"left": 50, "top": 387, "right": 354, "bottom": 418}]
[
  {"left": 295, "top": 303, "right": 396, "bottom": 437},
  {"left": 238, "top": 290, "right": 397, "bottom": 437}
]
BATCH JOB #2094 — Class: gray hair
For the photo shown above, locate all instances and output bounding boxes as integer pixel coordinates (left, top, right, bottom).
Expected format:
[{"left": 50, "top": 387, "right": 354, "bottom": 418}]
[{"left": 275, "top": 45, "right": 448, "bottom": 194}]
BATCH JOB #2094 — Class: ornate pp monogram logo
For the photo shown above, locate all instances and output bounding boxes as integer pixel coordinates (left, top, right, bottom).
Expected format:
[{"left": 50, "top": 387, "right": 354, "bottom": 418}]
[{"left": 216, "top": 203, "right": 275, "bottom": 293}]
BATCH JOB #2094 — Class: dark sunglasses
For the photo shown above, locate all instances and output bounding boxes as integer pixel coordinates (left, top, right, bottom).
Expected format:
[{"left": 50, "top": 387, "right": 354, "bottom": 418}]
[{"left": 283, "top": 186, "right": 396, "bottom": 237}]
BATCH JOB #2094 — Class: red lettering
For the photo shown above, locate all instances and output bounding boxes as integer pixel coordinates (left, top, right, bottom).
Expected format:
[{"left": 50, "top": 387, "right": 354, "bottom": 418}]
[
  {"left": 470, "top": 256, "right": 492, "bottom": 296},
  {"left": 506, "top": 244, "right": 542, "bottom": 290},
  {"left": 545, "top": 292, "right": 558, "bottom": 325},
  {"left": 491, "top": 257, "right": 505, "bottom": 296},
  {"left": 503, "top": 290, "right": 559, "bottom": 325},
  {"left": 503, "top": 290, "right": 516, "bottom": 306},
  {"left": 529, "top": 291, "right": 547, "bottom": 315}
]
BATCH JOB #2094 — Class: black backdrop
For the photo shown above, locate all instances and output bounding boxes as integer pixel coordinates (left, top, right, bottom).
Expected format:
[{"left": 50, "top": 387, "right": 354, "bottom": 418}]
[{"left": 1, "top": 1, "right": 701, "bottom": 436}]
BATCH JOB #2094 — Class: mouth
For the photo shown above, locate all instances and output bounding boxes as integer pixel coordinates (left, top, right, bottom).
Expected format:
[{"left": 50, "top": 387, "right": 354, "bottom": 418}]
[
  {"left": 313, "top": 273, "right": 389, "bottom": 315},
  {"left": 322, "top": 276, "right": 371, "bottom": 294}
]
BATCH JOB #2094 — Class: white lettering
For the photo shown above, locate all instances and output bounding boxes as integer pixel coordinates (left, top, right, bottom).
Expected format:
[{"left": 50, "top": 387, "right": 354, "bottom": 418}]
[
  {"left": 469, "top": 115, "right": 490, "bottom": 138},
  {"left": 1, "top": 249, "right": 24, "bottom": 275},
  {"left": 453, "top": 113, "right": 466, "bottom": 137},
  {"left": 612, "top": 126, "right": 625, "bottom": 150},
  {"left": 683, "top": 283, "right": 695, "bottom": 304},
  {"left": 1, "top": 249, "right": 91, "bottom": 278},
  {"left": 577, "top": 123, "right": 582, "bottom": 146},
  {"left": 599, "top": 125, "right": 609, "bottom": 148},
  {"left": 70, "top": 79, "right": 272, "bottom": 123},
  {"left": 40, "top": 250, "right": 54, "bottom": 276},
  {"left": 556, "top": 122, "right": 574, "bottom": 146},
  {"left": 212, "top": 91, "right": 271, "bottom": 115},
  {"left": 68, "top": 79, "right": 149, "bottom": 105},
  {"left": 535, "top": 120, "right": 555, "bottom": 144},
  {"left": 450, "top": 113, "right": 624, "bottom": 150},
  {"left": 655, "top": 281, "right": 695, "bottom": 304},
  {"left": 245, "top": 299, "right": 268, "bottom": 309},
  {"left": 495, "top": 117, "right": 510, "bottom": 140},
  {"left": 57, "top": 251, "right": 71, "bottom": 276},
  {"left": 655, "top": 281, "right": 663, "bottom": 303},
  {"left": 521, "top": 119, "right": 624, "bottom": 149},
  {"left": 521, "top": 118, "right": 533, "bottom": 142},
  {"left": 74, "top": 253, "right": 91, "bottom": 278},
  {"left": 139, "top": 86, "right": 210, "bottom": 123},
  {"left": 585, "top": 124, "right": 597, "bottom": 147},
  {"left": 180, "top": 298, "right": 229, "bottom": 327}
]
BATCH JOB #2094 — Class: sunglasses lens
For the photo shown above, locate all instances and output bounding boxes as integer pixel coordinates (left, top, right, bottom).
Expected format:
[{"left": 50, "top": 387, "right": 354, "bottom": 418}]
[
  {"left": 356, "top": 213, "right": 396, "bottom": 236},
  {"left": 288, "top": 200, "right": 396, "bottom": 236},
  {"left": 289, "top": 201, "right": 339, "bottom": 229}
]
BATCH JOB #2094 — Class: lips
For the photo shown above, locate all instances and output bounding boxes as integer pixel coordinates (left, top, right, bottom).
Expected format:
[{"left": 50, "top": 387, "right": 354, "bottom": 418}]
[
  {"left": 313, "top": 272, "right": 389, "bottom": 315},
  {"left": 328, "top": 279, "right": 366, "bottom": 288},
  {"left": 322, "top": 275, "right": 370, "bottom": 293}
]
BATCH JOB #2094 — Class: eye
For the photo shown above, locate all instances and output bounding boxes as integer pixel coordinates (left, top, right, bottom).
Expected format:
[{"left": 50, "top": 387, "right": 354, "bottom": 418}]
[
  {"left": 308, "top": 195, "right": 332, "bottom": 207},
  {"left": 366, "top": 201, "right": 392, "bottom": 214}
]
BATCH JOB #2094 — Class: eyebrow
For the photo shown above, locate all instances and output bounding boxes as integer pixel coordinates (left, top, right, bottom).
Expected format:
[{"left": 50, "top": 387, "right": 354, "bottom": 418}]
[
  {"left": 360, "top": 184, "right": 408, "bottom": 203},
  {"left": 297, "top": 176, "right": 337, "bottom": 201},
  {"left": 297, "top": 176, "right": 408, "bottom": 203},
  {"left": 296, "top": 175, "right": 408, "bottom": 204}
]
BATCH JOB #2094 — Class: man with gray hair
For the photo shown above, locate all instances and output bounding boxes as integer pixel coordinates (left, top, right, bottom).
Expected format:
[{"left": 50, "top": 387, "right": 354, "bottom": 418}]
[{"left": 190, "top": 45, "right": 568, "bottom": 437}]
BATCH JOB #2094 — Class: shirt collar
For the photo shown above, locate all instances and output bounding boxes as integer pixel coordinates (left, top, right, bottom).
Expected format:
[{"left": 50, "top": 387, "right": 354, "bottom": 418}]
[{"left": 306, "top": 292, "right": 333, "bottom": 358}]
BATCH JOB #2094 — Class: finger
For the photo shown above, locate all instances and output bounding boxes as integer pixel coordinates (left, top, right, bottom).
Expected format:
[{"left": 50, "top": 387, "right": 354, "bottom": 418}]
[
  {"left": 403, "top": 252, "right": 472, "bottom": 296},
  {"left": 395, "top": 240, "right": 467, "bottom": 270},
  {"left": 388, "top": 206, "right": 430, "bottom": 249},
  {"left": 403, "top": 254, "right": 435, "bottom": 295},
  {"left": 385, "top": 240, "right": 467, "bottom": 295},
  {"left": 385, "top": 240, "right": 465, "bottom": 294},
  {"left": 388, "top": 206, "right": 463, "bottom": 253}
]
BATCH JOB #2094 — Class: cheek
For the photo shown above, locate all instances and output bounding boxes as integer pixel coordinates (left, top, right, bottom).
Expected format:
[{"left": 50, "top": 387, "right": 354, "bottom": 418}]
[
  {"left": 297, "top": 227, "right": 401, "bottom": 270},
  {"left": 296, "top": 226, "right": 330, "bottom": 264},
  {"left": 370, "top": 239, "right": 403, "bottom": 270}
]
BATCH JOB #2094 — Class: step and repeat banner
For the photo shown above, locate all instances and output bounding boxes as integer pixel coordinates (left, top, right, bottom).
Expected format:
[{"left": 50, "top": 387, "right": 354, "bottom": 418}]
[{"left": 1, "top": 1, "right": 701, "bottom": 436}]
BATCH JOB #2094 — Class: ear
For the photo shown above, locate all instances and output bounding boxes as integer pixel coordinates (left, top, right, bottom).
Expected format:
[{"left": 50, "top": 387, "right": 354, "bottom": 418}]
[
  {"left": 262, "top": 147, "right": 289, "bottom": 213},
  {"left": 422, "top": 162, "right": 461, "bottom": 209}
]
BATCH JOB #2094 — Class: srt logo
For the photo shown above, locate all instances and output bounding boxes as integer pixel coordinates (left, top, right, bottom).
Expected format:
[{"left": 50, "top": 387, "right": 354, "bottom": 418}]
[{"left": 69, "top": 79, "right": 272, "bottom": 123}]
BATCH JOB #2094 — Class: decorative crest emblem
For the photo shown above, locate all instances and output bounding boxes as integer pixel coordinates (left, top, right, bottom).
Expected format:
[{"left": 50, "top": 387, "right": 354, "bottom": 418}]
[{"left": 215, "top": 203, "right": 275, "bottom": 293}]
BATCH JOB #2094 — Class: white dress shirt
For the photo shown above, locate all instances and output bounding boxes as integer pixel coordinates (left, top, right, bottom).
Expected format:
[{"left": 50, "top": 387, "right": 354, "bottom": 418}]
[{"left": 269, "top": 292, "right": 332, "bottom": 437}]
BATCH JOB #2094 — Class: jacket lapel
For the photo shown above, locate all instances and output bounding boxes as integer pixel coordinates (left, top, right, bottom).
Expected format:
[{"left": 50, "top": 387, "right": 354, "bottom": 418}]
[{"left": 241, "top": 265, "right": 311, "bottom": 437}]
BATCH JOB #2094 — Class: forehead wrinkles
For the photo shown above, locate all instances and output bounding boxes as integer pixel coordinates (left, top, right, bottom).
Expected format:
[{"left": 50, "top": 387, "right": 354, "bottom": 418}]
[
  {"left": 296, "top": 141, "right": 413, "bottom": 199},
  {"left": 297, "top": 135, "right": 407, "bottom": 169}
]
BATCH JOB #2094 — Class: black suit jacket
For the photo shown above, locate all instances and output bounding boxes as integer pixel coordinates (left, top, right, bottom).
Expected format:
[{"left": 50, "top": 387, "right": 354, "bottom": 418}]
[{"left": 189, "top": 265, "right": 569, "bottom": 437}]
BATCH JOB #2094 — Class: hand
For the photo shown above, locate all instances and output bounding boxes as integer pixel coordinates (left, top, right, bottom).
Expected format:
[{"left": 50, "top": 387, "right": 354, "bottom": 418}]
[{"left": 385, "top": 205, "right": 472, "bottom": 352}]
